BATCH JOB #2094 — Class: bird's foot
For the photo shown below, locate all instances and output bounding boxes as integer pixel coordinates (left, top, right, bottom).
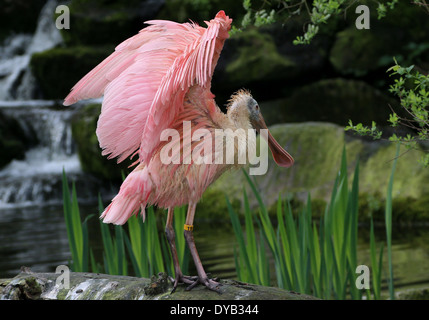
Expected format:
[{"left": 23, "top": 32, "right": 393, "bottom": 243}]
[
  {"left": 169, "top": 274, "right": 222, "bottom": 293},
  {"left": 186, "top": 275, "right": 222, "bottom": 293},
  {"left": 169, "top": 274, "right": 198, "bottom": 293}
]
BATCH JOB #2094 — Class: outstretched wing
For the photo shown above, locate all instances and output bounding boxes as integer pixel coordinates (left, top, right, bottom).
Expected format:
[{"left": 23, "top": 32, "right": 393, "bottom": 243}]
[{"left": 64, "top": 11, "right": 232, "bottom": 164}]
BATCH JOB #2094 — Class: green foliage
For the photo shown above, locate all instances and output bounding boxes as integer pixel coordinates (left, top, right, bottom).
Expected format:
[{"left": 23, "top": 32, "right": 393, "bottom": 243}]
[
  {"left": 234, "top": 1, "right": 399, "bottom": 44},
  {"left": 346, "top": 59, "right": 429, "bottom": 167},
  {"left": 62, "top": 171, "right": 190, "bottom": 278},
  {"left": 376, "top": 0, "right": 399, "bottom": 19},
  {"left": 62, "top": 170, "right": 94, "bottom": 272},
  {"left": 98, "top": 196, "right": 128, "bottom": 275},
  {"left": 385, "top": 143, "right": 400, "bottom": 299},
  {"left": 345, "top": 120, "right": 382, "bottom": 140},
  {"left": 228, "top": 147, "right": 396, "bottom": 299},
  {"left": 230, "top": 0, "right": 276, "bottom": 35}
]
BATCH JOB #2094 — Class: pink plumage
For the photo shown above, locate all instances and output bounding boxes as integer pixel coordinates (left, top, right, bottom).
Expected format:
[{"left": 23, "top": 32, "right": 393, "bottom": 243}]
[
  {"left": 64, "top": 11, "right": 233, "bottom": 225},
  {"left": 64, "top": 10, "right": 293, "bottom": 292},
  {"left": 64, "top": 11, "right": 231, "bottom": 164}
]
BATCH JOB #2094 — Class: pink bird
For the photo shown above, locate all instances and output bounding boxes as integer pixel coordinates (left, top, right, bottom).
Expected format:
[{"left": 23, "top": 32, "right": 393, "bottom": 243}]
[{"left": 64, "top": 11, "right": 293, "bottom": 292}]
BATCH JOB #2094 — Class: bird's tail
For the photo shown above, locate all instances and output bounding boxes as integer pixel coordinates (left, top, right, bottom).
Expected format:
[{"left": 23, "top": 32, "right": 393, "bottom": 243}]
[{"left": 100, "top": 164, "right": 152, "bottom": 225}]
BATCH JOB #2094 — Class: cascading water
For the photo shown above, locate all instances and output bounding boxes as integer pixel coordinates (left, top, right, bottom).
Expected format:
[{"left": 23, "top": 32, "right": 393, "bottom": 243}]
[
  {"left": 0, "top": 0, "right": 107, "bottom": 208},
  {"left": 0, "top": 0, "right": 111, "bottom": 277},
  {"left": 0, "top": 101, "right": 103, "bottom": 207},
  {"left": 0, "top": 0, "right": 63, "bottom": 100}
]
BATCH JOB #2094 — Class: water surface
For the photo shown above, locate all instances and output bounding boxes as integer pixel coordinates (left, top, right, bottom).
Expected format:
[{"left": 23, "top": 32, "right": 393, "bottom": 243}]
[{"left": 1, "top": 202, "right": 428, "bottom": 298}]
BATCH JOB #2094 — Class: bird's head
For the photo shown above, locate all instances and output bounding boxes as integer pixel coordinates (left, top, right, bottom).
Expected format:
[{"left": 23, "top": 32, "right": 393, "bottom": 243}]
[{"left": 227, "top": 90, "right": 294, "bottom": 168}]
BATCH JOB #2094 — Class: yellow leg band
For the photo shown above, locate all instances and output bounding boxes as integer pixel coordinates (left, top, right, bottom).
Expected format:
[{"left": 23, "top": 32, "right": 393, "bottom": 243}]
[{"left": 184, "top": 224, "right": 193, "bottom": 231}]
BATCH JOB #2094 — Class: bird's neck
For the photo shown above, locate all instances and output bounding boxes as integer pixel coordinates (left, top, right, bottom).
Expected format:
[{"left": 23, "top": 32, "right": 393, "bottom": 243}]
[{"left": 227, "top": 107, "right": 251, "bottom": 131}]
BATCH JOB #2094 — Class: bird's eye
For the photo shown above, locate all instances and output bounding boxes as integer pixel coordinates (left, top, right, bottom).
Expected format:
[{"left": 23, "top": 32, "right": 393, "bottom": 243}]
[{"left": 255, "top": 105, "right": 259, "bottom": 111}]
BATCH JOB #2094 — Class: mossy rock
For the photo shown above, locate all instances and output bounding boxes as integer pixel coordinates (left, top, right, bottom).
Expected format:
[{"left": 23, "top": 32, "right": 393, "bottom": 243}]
[
  {"left": 329, "top": 1, "right": 429, "bottom": 77},
  {"left": 71, "top": 103, "right": 131, "bottom": 182},
  {"left": 30, "top": 46, "right": 112, "bottom": 99},
  {"left": 260, "top": 78, "right": 399, "bottom": 127},
  {"left": 0, "top": 270, "right": 318, "bottom": 300},
  {"left": 347, "top": 0, "right": 429, "bottom": 45},
  {"left": 359, "top": 142, "right": 429, "bottom": 222},
  {"left": 215, "top": 23, "right": 331, "bottom": 102},
  {"left": 224, "top": 28, "right": 296, "bottom": 86},
  {"left": 397, "top": 286, "right": 429, "bottom": 300},
  {"left": 204, "top": 122, "right": 429, "bottom": 222},
  {"left": 212, "top": 17, "right": 332, "bottom": 103},
  {"left": 204, "top": 122, "right": 358, "bottom": 220},
  {"left": 329, "top": 27, "right": 395, "bottom": 77},
  {"left": 58, "top": 0, "right": 164, "bottom": 46}
]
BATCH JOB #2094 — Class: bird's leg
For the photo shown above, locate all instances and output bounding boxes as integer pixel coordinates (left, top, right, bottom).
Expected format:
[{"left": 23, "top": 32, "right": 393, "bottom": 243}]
[
  {"left": 183, "top": 203, "right": 221, "bottom": 293},
  {"left": 165, "top": 207, "right": 196, "bottom": 293}
]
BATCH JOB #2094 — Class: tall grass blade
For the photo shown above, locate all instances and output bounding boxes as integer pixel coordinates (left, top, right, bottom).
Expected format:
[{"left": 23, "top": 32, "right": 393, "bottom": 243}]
[
  {"left": 369, "top": 219, "right": 383, "bottom": 300},
  {"left": 127, "top": 214, "right": 147, "bottom": 277},
  {"left": 62, "top": 169, "right": 90, "bottom": 272},
  {"left": 62, "top": 169, "right": 79, "bottom": 270},
  {"left": 386, "top": 143, "right": 400, "bottom": 299},
  {"left": 115, "top": 225, "right": 127, "bottom": 275},
  {"left": 276, "top": 198, "right": 293, "bottom": 289},
  {"left": 226, "top": 195, "right": 254, "bottom": 283},
  {"left": 98, "top": 195, "right": 117, "bottom": 274},
  {"left": 173, "top": 206, "right": 190, "bottom": 274},
  {"left": 81, "top": 213, "right": 93, "bottom": 272}
]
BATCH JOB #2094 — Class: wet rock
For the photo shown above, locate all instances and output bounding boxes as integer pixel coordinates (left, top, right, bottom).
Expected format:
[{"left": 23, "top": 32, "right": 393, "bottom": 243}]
[
  {"left": 30, "top": 46, "right": 112, "bottom": 99},
  {"left": 0, "top": 270, "right": 318, "bottom": 300},
  {"left": 397, "top": 286, "right": 429, "bottom": 300}
]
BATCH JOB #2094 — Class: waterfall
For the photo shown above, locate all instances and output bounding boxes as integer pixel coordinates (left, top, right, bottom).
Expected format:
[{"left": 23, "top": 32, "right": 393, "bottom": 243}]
[
  {"left": 0, "top": 101, "right": 103, "bottom": 207},
  {"left": 0, "top": 1, "right": 107, "bottom": 208},
  {"left": 0, "top": 0, "right": 63, "bottom": 100}
]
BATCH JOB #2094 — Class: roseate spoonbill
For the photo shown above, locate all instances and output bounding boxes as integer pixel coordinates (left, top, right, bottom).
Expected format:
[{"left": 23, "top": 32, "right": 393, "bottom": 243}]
[{"left": 64, "top": 11, "right": 293, "bottom": 292}]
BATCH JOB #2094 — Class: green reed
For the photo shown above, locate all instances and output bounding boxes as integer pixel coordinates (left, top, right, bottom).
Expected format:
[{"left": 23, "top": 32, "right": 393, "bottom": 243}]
[
  {"left": 62, "top": 173, "right": 189, "bottom": 278},
  {"left": 227, "top": 146, "right": 397, "bottom": 299},
  {"left": 63, "top": 144, "right": 396, "bottom": 298},
  {"left": 62, "top": 169, "right": 93, "bottom": 272}
]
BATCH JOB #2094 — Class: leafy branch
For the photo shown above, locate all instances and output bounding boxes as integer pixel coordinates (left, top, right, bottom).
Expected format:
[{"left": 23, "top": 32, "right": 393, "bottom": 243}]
[
  {"left": 346, "top": 59, "right": 429, "bottom": 167},
  {"left": 232, "top": 0, "right": 399, "bottom": 44}
]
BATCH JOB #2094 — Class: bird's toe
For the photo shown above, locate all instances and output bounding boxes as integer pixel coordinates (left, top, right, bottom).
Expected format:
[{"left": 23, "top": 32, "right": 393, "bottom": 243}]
[
  {"left": 185, "top": 276, "right": 222, "bottom": 293},
  {"left": 170, "top": 274, "right": 199, "bottom": 293}
]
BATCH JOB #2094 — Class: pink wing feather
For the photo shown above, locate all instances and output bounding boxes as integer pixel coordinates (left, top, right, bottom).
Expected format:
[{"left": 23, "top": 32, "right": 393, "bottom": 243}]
[{"left": 64, "top": 11, "right": 232, "bottom": 164}]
